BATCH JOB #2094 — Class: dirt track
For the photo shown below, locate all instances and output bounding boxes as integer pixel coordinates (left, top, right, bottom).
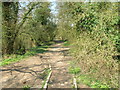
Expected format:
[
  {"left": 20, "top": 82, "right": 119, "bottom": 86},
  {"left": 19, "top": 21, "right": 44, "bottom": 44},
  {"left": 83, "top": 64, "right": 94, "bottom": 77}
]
[{"left": 1, "top": 42, "right": 73, "bottom": 88}]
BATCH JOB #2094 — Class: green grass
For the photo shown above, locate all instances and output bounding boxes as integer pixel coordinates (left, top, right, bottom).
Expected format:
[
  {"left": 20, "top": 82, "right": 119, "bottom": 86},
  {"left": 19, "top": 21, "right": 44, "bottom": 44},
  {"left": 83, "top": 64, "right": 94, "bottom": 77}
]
[
  {"left": 23, "top": 85, "right": 31, "bottom": 90},
  {"left": 77, "top": 75, "right": 110, "bottom": 88},
  {"left": 44, "top": 41, "right": 55, "bottom": 46},
  {"left": 69, "top": 61, "right": 110, "bottom": 88},
  {"left": 69, "top": 67, "right": 81, "bottom": 75},
  {"left": 1, "top": 45, "right": 49, "bottom": 66},
  {"left": 63, "top": 41, "right": 70, "bottom": 46}
]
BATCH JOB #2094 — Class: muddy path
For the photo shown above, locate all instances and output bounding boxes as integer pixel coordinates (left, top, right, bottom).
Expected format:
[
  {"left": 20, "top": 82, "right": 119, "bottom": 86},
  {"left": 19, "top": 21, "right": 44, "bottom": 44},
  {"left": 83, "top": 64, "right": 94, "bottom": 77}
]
[{"left": 1, "top": 41, "right": 74, "bottom": 88}]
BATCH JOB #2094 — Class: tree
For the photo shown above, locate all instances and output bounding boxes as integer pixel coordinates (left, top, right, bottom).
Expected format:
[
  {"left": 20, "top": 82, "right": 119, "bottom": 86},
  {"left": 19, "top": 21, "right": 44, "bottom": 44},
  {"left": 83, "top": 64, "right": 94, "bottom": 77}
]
[
  {"left": 56, "top": 2, "right": 119, "bottom": 87},
  {"left": 2, "top": 2, "right": 19, "bottom": 54},
  {"left": 2, "top": 2, "right": 56, "bottom": 55}
]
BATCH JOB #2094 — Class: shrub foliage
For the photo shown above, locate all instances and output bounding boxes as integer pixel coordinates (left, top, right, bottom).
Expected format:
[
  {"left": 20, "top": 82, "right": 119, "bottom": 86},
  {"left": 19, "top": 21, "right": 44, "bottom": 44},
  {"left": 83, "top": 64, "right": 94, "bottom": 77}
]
[{"left": 57, "top": 2, "right": 119, "bottom": 88}]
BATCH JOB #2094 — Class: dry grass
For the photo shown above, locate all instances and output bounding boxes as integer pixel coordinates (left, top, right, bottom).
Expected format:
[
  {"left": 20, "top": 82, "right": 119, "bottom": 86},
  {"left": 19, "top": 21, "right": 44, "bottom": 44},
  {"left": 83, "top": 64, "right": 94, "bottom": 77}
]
[{"left": 67, "top": 31, "right": 119, "bottom": 88}]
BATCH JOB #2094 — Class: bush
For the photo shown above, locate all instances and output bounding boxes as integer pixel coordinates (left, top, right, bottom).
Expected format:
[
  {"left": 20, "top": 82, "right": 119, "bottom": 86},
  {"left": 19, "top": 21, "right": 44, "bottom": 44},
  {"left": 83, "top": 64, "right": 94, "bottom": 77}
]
[{"left": 57, "top": 2, "right": 119, "bottom": 88}]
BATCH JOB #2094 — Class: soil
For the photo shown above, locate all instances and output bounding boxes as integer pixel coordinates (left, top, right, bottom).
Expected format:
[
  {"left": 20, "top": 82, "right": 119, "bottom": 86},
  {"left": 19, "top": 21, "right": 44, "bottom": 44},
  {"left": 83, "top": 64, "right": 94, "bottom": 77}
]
[
  {"left": 0, "top": 41, "right": 89, "bottom": 89},
  {"left": 0, "top": 42, "right": 73, "bottom": 88}
]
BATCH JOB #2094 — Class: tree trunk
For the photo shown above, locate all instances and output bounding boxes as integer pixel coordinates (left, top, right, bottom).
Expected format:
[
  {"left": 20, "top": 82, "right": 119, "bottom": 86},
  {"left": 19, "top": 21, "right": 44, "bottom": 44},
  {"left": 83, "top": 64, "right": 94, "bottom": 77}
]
[{"left": 2, "top": 2, "right": 18, "bottom": 54}]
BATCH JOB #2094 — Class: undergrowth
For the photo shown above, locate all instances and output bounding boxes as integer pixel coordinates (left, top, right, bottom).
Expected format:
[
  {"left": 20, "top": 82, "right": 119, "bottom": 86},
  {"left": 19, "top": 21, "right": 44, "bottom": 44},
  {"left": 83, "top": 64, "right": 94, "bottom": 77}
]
[
  {"left": 63, "top": 41, "right": 70, "bottom": 46},
  {"left": 67, "top": 32, "right": 119, "bottom": 87},
  {"left": 23, "top": 85, "right": 31, "bottom": 90},
  {"left": 1, "top": 45, "right": 49, "bottom": 66},
  {"left": 69, "top": 61, "right": 114, "bottom": 88},
  {"left": 77, "top": 75, "right": 110, "bottom": 88},
  {"left": 57, "top": 2, "right": 119, "bottom": 88},
  {"left": 62, "top": 29, "right": 119, "bottom": 88}
]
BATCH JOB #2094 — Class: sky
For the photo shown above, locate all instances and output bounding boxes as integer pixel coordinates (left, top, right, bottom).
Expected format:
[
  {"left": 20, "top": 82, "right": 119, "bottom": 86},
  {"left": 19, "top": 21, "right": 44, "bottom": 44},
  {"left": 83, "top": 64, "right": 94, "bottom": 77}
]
[
  {"left": 19, "top": 1, "right": 59, "bottom": 24},
  {"left": 19, "top": 1, "right": 58, "bottom": 15},
  {"left": 49, "top": 1, "right": 58, "bottom": 15}
]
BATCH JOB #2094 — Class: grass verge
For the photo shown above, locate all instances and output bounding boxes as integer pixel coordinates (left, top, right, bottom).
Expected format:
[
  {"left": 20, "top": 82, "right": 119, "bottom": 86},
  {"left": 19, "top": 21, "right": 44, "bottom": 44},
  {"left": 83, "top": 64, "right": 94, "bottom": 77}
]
[
  {"left": 77, "top": 75, "right": 110, "bottom": 88},
  {"left": 23, "top": 85, "right": 31, "bottom": 90},
  {"left": 1, "top": 45, "right": 49, "bottom": 66},
  {"left": 63, "top": 41, "right": 70, "bottom": 46},
  {"left": 69, "top": 61, "right": 111, "bottom": 88}
]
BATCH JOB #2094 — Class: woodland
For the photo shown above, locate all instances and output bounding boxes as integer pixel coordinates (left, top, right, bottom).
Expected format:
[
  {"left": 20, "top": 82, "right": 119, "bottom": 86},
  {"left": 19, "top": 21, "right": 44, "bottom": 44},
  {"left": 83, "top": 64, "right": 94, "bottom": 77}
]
[{"left": 1, "top": 1, "right": 120, "bottom": 88}]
